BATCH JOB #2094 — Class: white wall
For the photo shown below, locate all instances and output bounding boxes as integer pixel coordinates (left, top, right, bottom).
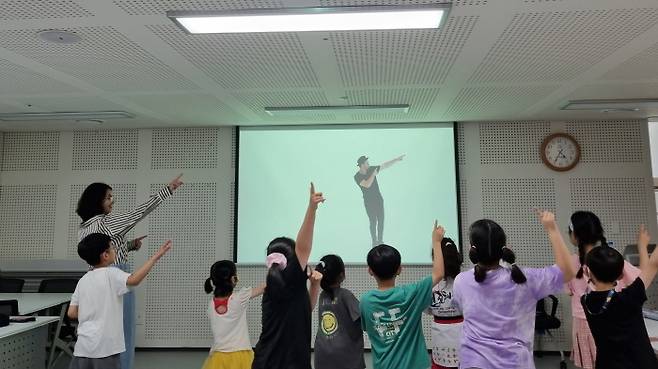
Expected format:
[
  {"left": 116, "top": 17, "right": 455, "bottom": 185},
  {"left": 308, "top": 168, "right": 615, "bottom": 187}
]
[{"left": 0, "top": 120, "right": 655, "bottom": 351}]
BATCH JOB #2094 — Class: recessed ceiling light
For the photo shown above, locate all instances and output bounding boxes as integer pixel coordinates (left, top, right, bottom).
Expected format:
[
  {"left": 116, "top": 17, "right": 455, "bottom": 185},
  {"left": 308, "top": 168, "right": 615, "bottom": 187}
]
[
  {"left": 38, "top": 30, "right": 82, "bottom": 44},
  {"left": 264, "top": 105, "right": 410, "bottom": 116},
  {"left": 0, "top": 111, "right": 133, "bottom": 121},
  {"left": 168, "top": 5, "right": 449, "bottom": 34},
  {"left": 561, "top": 99, "right": 658, "bottom": 112}
]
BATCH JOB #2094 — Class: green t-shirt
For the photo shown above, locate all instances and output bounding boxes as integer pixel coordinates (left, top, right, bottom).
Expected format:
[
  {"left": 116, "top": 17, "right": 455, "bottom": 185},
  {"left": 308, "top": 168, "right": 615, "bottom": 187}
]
[{"left": 360, "top": 276, "right": 433, "bottom": 369}]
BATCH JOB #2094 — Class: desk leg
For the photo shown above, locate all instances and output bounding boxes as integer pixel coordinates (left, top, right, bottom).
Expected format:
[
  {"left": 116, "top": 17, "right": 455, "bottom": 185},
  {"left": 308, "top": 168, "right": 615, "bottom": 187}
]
[{"left": 46, "top": 304, "right": 70, "bottom": 369}]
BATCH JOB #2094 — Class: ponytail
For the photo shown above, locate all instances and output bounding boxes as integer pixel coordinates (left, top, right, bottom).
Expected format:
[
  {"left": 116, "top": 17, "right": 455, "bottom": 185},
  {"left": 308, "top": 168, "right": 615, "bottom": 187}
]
[
  {"left": 315, "top": 255, "right": 345, "bottom": 300},
  {"left": 576, "top": 243, "right": 586, "bottom": 279},
  {"left": 266, "top": 263, "right": 286, "bottom": 297},
  {"left": 501, "top": 247, "right": 527, "bottom": 284},
  {"left": 470, "top": 246, "right": 487, "bottom": 282},
  {"left": 204, "top": 277, "right": 214, "bottom": 294}
]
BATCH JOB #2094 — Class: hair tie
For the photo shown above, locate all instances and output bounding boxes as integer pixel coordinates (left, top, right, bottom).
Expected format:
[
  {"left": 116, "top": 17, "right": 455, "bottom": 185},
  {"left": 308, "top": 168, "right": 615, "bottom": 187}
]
[
  {"left": 568, "top": 222, "right": 574, "bottom": 232},
  {"left": 266, "top": 252, "right": 288, "bottom": 270},
  {"left": 470, "top": 245, "right": 477, "bottom": 250}
]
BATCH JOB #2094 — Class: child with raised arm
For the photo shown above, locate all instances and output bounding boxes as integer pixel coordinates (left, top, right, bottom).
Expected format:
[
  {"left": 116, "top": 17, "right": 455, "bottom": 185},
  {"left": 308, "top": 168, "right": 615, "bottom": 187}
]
[
  {"left": 581, "top": 224, "right": 658, "bottom": 369},
  {"left": 251, "top": 183, "right": 325, "bottom": 369},
  {"left": 201, "top": 260, "right": 265, "bottom": 369},
  {"left": 452, "top": 211, "right": 576, "bottom": 369},
  {"left": 565, "top": 211, "right": 640, "bottom": 369},
  {"left": 360, "top": 221, "right": 445, "bottom": 369},
  {"left": 67, "top": 233, "right": 171, "bottom": 369}
]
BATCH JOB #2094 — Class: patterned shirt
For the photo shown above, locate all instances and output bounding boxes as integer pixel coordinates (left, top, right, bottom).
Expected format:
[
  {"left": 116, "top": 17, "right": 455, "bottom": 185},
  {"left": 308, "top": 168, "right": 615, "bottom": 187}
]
[{"left": 78, "top": 187, "right": 172, "bottom": 265}]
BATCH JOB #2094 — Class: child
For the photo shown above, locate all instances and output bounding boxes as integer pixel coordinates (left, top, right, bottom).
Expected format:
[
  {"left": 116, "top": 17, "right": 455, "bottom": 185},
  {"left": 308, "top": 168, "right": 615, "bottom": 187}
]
[
  {"left": 201, "top": 260, "right": 265, "bottom": 369},
  {"left": 251, "top": 183, "right": 325, "bottom": 369},
  {"left": 452, "top": 211, "right": 575, "bottom": 369},
  {"left": 313, "top": 255, "right": 365, "bottom": 369},
  {"left": 581, "top": 224, "right": 658, "bottom": 369},
  {"left": 565, "top": 211, "right": 640, "bottom": 369},
  {"left": 360, "top": 221, "right": 445, "bottom": 369},
  {"left": 426, "top": 237, "right": 463, "bottom": 369},
  {"left": 67, "top": 233, "right": 171, "bottom": 369}
]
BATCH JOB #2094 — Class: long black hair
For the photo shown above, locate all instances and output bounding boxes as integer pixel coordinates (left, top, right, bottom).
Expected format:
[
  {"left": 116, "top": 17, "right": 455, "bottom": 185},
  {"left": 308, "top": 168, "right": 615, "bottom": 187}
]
[
  {"left": 76, "top": 183, "right": 112, "bottom": 222},
  {"left": 570, "top": 211, "right": 607, "bottom": 279},
  {"left": 315, "top": 254, "right": 345, "bottom": 300},
  {"left": 469, "top": 219, "right": 526, "bottom": 284},
  {"left": 204, "top": 260, "right": 237, "bottom": 298},
  {"left": 266, "top": 237, "right": 296, "bottom": 296},
  {"left": 432, "top": 237, "right": 463, "bottom": 280}
]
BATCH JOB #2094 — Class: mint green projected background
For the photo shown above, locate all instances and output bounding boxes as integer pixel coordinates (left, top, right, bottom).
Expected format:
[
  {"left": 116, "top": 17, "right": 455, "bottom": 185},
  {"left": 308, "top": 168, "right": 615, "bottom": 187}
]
[{"left": 237, "top": 124, "right": 459, "bottom": 264}]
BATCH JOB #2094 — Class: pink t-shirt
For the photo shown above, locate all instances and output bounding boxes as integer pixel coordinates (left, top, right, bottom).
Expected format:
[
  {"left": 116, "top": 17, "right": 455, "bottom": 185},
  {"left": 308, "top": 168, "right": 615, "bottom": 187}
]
[{"left": 565, "top": 253, "right": 641, "bottom": 319}]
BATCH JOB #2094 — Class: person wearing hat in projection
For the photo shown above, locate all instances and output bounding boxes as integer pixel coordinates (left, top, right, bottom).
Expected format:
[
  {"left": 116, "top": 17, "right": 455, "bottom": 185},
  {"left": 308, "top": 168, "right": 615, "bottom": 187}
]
[{"left": 354, "top": 154, "right": 405, "bottom": 247}]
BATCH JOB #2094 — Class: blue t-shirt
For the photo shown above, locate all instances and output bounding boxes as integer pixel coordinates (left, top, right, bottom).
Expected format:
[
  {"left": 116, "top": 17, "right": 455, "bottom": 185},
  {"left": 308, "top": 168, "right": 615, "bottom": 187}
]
[{"left": 360, "top": 276, "right": 433, "bottom": 369}]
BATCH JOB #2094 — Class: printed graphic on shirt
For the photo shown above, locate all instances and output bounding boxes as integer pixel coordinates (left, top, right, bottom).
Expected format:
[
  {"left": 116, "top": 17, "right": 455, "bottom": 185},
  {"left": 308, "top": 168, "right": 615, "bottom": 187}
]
[
  {"left": 372, "top": 308, "right": 406, "bottom": 343},
  {"left": 432, "top": 289, "right": 452, "bottom": 305},
  {"left": 321, "top": 311, "right": 338, "bottom": 335}
]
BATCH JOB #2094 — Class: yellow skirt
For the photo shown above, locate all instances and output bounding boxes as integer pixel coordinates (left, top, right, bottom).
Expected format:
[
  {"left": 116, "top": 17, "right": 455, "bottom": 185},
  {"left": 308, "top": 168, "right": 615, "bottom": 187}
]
[{"left": 201, "top": 350, "right": 254, "bottom": 369}]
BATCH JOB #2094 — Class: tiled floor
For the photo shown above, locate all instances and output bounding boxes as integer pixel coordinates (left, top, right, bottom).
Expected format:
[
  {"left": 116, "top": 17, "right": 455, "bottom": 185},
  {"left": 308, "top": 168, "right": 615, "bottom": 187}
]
[{"left": 55, "top": 350, "right": 577, "bottom": 369}]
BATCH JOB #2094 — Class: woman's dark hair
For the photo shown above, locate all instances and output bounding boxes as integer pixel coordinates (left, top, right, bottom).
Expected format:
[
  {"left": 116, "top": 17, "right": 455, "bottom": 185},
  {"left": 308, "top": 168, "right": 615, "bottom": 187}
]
[
  {"left": 432, "top": 237, "right": 463, "bottom": 280},
  {"left": 76, "top": 183, "right": 112, "bottom": 222},
  {"left": 585, "top": 246, "right": 624, "bottom": 284},
  {"left": 205, "top": 260, "right": 237, "bottom": 297},
  {"left": 266, "top": 237, "right": 296, "bottom": 296},
  {"left": 570, "top": 211, "right": 607, "bottom": 279},
  {"left": 469, "top": 219, "right": 526, "bottom": 284},
  {"left": 315, "top": 254, "right": 345, "bottom": 299}
]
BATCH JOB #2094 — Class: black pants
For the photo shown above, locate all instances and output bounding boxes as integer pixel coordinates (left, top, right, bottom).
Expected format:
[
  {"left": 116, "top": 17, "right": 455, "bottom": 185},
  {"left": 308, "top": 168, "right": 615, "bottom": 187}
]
[{"left": 364, "top": 198, "right": 384, "bottom": 246}]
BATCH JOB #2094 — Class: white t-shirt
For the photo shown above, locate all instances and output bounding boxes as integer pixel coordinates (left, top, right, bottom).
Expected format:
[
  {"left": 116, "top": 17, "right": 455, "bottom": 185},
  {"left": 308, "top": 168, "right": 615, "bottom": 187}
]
[
  {"left": 208, "top": 287, "right": 252, "bottom": 352},
  {"left": 428, "top": 278, "right": 462, "bottom": 318},
  {"left": 70, "top": 267, "right": 130, "bottom": 358}
]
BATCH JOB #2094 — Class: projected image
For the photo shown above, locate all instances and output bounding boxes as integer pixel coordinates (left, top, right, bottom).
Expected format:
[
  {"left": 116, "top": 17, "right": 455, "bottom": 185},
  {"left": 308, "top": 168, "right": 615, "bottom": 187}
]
[
  {"left": 237, "top": 124, "right": 459, "bottom": 264},
  {"left": 354, "top": 154, "right": 405, "bottom": 246}
]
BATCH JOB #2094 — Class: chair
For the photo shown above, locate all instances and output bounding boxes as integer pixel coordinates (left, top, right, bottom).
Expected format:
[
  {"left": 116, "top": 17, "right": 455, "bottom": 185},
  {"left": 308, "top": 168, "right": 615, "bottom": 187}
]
[
  {"left": 535, "top": 295, "right": 567, "bottom": 369},
  {"left": 0, "top": 299, "right": 19, "bottom": 316},
  {"left": 0, "top": 278, "right": 25, "bottom": 293},
  {"left": 39, "top": 278, "right": 79, "bottom": 368}
]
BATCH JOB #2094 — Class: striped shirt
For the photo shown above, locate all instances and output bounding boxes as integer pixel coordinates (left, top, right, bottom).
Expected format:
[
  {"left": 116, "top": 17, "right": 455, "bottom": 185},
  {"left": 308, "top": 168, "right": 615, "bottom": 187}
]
[{"left": 78, "top": 187, "right": 172, "bottom": 265}]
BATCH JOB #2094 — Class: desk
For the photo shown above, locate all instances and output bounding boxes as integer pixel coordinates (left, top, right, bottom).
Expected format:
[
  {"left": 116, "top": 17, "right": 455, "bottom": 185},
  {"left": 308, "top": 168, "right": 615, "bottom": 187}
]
[
  {"left": 646, "top": 318, "right": 658, "bottom": 352},
  {"left": 0, "top": 293, "right": 72, "bottom": 314},
  {"left": 0, "top": 293, "right": 73, "bottom": 369},
  {"left": 0, "top": 317, "right": 59, "bottom": 369}
]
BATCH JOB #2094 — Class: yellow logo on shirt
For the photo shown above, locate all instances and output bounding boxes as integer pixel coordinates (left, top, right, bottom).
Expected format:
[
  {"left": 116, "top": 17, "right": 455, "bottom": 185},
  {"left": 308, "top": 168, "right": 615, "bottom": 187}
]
[{"left": 321, "top": 311, "right": 338, "bottom": 335}]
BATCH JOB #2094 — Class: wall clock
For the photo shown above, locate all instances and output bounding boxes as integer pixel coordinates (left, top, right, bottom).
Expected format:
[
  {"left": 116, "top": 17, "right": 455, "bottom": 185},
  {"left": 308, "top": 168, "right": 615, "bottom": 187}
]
[{"left": 540, "top": 133, "right": 581, "bottom": 172}]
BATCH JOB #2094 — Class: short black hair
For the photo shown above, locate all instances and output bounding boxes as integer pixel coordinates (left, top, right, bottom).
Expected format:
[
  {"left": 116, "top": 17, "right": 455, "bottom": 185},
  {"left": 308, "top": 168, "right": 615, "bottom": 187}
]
[
  {"left": 585, "top": 246, "right": 624, "bottom": 283},
  {"left": 77, "top": 183, "right": 112, "bottom": 222},
  {"left": 78, "top": 233, "right": 112, "bottom": 265},
  {"left": 367, "top": 244, "right": 401, "bottom": 280}
]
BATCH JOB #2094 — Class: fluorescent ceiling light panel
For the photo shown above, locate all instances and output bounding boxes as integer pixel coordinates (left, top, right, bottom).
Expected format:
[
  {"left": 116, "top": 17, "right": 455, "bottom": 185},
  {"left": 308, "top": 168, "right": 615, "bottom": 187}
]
[
  {"left": 0, "top": 111, "right": 134, "bottom": 121},
  {"left": 561, "top": 99, "right": 658, "bottom": 112},
  {"left": 168, "top": 6, "right": 448, "bottom": 34},
  {"left": 264, "top": 105, "right": 410, "bottom": 116}
]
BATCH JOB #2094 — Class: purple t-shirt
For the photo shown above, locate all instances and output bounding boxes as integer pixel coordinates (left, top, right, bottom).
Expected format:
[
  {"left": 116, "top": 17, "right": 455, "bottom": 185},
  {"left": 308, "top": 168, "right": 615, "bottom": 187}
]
[{"left": 453, "top": 265, "right": 563, "bottom": 369}]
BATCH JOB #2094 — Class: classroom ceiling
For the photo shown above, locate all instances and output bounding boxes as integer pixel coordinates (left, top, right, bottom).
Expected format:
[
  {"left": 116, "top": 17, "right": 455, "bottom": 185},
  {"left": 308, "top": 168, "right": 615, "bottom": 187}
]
[{"left": 1, "top": 0, "right": 658, "bottom": 130}]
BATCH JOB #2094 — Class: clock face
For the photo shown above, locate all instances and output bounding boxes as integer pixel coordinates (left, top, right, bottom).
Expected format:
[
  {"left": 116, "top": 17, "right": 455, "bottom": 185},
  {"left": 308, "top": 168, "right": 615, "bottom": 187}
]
[{"left": 541, "top": 133, "right": 580, "bottom": 171}]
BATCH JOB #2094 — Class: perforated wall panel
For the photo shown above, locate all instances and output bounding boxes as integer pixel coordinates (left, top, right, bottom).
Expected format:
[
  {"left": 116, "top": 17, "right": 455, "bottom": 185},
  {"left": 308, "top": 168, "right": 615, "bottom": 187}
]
[
  {"left": 566, "top": 120, "right": 644, "bottom": 163},
  {"left": 479, "top": 121, "right": 551, "bottom": 164},
  {"left": 0, "top": 185, "right": 57, "bottom": 260},
  {"left": 113, "top": 0, "right": 283, "bottom": 15},
  {"left": 145, "top": 182, "right": 218, "bottom": 342},
  {"left": 67, "top": 184, "right": 137, "bottom": 258},
  {"left": 570, "top": 178, "right": 650, "bottom": 249},
  {"left": 1, "top": 132, "right": 59, "bottom": 171},
  {"left": 331, "top": 16, "right": 478, "bottom": 87},
  {"left": 456, "top": 123, "right": 466, "bottom": 167},
  {"left": 72, "top": 130, "right": 138, "bottom": 170},
  {"left": 0, "top": 27, "right": 196, "bottom": 92},
  {"left": 482, "top": 178, "right": 556, "bottom": 267},
  {"left": 0, "top": 0, "right": 93, "bottom": 20},
  {"left": 469, "top": 9, "right": 658, "bottom": 83},
  {"left": 151, "top": 128, "right": 219, "bottom": 169},
  {"left": 148, "top": 25, "right": 320, "bottom": 90}
]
